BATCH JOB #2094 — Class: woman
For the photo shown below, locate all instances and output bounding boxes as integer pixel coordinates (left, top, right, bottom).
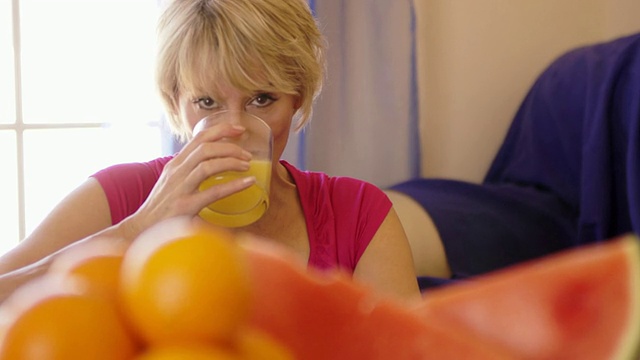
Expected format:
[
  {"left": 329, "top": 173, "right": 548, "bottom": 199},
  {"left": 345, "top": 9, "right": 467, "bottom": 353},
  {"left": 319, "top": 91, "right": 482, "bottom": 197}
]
[{"left": 0, "top": 0, "right": 419, "bottom": 302}]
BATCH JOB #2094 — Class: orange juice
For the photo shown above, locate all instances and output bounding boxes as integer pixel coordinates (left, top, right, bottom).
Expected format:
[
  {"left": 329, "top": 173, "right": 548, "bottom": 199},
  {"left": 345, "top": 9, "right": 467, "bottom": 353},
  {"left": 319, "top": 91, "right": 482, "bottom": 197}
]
[{"left": 198, "top": 160, "right": 271, "bottom": 227}]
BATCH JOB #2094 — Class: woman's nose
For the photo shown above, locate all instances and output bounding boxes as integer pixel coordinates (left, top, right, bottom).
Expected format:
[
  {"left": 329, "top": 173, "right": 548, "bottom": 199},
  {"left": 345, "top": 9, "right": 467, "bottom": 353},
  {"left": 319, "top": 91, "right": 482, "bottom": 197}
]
[{"left": 224, "top": 110, "right": 244, "bottom": 126}]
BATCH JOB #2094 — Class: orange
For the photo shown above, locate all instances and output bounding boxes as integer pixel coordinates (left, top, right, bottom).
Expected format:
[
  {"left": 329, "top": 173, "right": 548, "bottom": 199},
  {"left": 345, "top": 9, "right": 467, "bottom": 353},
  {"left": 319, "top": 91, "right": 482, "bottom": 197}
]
[
  {"left": 0, "top": 274, "right": 137, "bottom": 360},
  {"left": 120, "top": 216, "right": 252, "bottom": 346},
  {"left": 49, "top": 237, "right": 127, "bottom": 301},
  {"left": 237, "top": 327, "right": 294, "bottom": 360},
  {"left": 135, "top": 344, "right": 240, "bottom": 360}
]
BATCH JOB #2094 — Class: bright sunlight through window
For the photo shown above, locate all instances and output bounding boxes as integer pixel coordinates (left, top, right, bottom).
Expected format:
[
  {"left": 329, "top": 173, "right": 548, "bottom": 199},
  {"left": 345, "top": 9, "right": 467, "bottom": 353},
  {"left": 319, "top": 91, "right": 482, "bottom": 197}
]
[{"left": 0, "top": 0, "right": 166, "bottom": 255}]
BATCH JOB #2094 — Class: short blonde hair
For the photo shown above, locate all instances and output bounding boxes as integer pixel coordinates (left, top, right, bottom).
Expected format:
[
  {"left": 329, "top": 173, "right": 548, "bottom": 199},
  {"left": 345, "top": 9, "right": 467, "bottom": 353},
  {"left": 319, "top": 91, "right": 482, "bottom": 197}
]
[{"left": 156, "top": 0, "right": 326, "bottom": 140}]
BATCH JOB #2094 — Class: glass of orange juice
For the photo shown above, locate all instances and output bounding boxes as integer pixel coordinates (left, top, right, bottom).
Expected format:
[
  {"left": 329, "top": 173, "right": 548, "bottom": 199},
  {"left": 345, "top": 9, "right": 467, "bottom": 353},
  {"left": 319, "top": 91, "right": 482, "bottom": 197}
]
[{"left": 193, "top": 111, "right": 273, "bottom": 228}]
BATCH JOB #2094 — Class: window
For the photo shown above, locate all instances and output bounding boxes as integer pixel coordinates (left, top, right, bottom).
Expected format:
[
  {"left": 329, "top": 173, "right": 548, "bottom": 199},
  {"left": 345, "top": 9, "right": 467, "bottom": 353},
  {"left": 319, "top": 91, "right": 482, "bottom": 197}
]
[{"left": 0, "top": 0, "right": 166, "bottom": 254}]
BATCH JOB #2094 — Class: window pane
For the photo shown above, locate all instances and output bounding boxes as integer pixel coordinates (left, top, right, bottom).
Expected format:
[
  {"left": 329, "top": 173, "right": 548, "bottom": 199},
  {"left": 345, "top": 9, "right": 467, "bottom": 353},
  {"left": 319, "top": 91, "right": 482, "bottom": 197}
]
[
  {"left": 0, "top": 1, "right": 15, "bottom": 124},
  {"left": 23, "top": 126, "right": 161, "bottom": 236},
  {"left": 20, "top": 0, "right": 160, "bottom": 125},
  {"left": 0, "top": 131, "right": 19, "bottom": 254}
]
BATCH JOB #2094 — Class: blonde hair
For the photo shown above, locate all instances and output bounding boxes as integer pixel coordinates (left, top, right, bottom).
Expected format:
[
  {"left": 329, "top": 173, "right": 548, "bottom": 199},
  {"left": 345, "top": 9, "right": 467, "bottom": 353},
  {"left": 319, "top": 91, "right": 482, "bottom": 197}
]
[{"left": 156, "top": 0, "right": 326, "bottom": 140}]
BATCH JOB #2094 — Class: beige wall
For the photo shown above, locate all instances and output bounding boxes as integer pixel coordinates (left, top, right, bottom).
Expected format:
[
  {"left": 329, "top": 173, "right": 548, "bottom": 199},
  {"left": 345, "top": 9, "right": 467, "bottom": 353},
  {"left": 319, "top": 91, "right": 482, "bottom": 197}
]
[{"left": 414, "top": 0, "right": 640, "bottom": 182}]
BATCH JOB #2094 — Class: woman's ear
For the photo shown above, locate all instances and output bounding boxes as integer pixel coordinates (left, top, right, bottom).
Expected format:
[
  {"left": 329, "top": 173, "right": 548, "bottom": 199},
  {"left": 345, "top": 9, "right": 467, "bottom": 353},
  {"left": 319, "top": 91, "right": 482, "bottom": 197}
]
[{"left": 293, "top": 95, "right": 303, "bottom": 110}]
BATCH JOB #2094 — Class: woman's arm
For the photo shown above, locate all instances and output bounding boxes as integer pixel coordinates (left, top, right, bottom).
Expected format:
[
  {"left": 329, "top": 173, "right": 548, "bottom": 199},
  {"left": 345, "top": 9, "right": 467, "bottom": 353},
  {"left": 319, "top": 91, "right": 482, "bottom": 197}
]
[
  {"left": 0, "top": 123, "right": 258, "bottom": 302},
  {"left": 0, "top": 178, "right": 120, "bottom": 275},
  {"left": 0, "top": 178, "right": 147, "bottom": 301},
  {"left": 0, "top": 123, "right": 256, "bottom": 276},
  {"left": 352, "top": 207, "right": 422, "bottom": 303}
]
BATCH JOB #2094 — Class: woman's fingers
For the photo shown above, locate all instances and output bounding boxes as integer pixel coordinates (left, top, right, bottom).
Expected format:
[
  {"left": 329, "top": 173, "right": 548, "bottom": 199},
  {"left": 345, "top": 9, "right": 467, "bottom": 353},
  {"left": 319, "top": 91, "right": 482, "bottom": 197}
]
[
  {"left": 182, "top": 157, "right": 251, "bottom": 191},
  {"left": 174, "top": 122, "right": 248, "bottom": 163},
  {"left": 182, "top": 141, "right": 252, "bottom": 173},
  {"left": 191, "top": 175, "right": 257, "bottom": 212},
  {"left": 171, "top": 124, "right": 253, "bottom": 187}
]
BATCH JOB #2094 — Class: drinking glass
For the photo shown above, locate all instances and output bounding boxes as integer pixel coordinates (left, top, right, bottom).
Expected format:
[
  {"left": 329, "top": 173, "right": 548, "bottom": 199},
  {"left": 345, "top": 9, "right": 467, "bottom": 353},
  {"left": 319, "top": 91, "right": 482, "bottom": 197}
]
[{"left": 193, "top": 111, "right": 273, "bottom": 227}]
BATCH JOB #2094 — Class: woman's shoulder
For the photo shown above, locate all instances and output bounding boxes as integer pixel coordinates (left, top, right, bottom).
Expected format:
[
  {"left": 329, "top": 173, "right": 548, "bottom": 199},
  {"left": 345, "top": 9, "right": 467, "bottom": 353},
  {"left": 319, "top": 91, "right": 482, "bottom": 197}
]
[
  {"left": 91, "top": 155, "right": 175, "bottom": 225},
  {"left": 280, "top": 160, "right": 390, "bottom": 207},
  {"left": 92, "top": 155, "right": 175, "bottom": 180},
  {"left": 280, "top": 161, "right": 393, "bottom": 271}
]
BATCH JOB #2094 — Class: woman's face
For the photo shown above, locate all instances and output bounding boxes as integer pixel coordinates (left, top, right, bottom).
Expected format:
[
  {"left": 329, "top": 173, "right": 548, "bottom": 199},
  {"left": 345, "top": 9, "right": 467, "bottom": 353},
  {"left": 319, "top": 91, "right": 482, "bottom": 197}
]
[{"left": 178, "top": 81, "right": 300, "bottom": 163}]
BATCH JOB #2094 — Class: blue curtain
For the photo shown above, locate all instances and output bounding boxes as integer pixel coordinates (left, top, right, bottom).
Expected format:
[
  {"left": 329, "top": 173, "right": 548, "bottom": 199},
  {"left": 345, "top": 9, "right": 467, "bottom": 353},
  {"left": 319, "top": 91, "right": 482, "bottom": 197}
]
[{"left": 283, "top": 0, "right": 420, "bottom": 188}]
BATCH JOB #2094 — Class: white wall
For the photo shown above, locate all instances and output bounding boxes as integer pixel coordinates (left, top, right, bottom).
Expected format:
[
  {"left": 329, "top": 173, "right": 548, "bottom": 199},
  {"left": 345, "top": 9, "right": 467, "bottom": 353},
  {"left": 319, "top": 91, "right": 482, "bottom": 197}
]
[{"left": 414, "top": 0, "right": 640, "bottom": 182}]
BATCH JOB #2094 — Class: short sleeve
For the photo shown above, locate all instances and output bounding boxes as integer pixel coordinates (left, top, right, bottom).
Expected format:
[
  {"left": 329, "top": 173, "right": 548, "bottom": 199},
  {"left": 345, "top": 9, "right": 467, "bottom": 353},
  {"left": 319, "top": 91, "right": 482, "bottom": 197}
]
[
  {"left": 330, "top": 177, "right": 392, "bottom": 269},
  {"left": 91, "top": 156, "right": 173, "bottom": 225}
]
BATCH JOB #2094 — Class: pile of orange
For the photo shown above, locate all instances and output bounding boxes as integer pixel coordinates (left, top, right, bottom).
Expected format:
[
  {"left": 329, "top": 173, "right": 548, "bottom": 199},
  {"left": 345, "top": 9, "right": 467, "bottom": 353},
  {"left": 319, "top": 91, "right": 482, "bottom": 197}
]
[{"left": 0, "top": 217, "right": 293, "bottom": 360}]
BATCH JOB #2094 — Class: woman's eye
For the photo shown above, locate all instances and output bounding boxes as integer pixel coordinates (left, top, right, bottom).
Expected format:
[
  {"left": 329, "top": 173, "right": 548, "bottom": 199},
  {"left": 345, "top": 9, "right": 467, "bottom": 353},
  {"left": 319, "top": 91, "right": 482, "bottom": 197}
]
[
  {"left": 250, "top": 93, "right": 277, "bottom": 107},
  {"left": 193, "top": 97, "right": 216, "bottom": 109}
]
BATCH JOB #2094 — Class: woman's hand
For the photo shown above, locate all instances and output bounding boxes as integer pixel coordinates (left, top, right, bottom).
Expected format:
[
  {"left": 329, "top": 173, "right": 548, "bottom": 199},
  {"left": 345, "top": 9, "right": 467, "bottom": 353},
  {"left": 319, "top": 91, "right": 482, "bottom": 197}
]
[{"left": 127, "top": 122, "right": 256, "bottom": 233}]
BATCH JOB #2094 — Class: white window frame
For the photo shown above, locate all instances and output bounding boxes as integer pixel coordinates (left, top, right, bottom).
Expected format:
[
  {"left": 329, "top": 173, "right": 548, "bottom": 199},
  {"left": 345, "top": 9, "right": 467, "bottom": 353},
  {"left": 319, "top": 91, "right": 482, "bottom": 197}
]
[{"left": 3, "top": 0, "right": 167, "bottom": 243}]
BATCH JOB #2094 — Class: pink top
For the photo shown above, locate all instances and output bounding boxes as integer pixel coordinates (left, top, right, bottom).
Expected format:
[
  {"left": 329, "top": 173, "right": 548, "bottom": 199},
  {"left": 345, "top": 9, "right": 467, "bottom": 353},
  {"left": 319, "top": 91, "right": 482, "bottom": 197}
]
[{"left": 92, "top": 157, "right": 392, "bottom": 272}]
